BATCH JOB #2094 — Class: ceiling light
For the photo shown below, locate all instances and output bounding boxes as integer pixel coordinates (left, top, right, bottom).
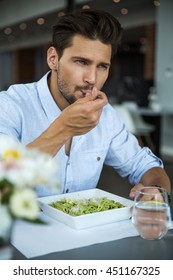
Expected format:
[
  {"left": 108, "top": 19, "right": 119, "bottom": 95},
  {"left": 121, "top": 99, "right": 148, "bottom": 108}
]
[
  {"left": 113, "top": 0, "right": 121, "bottom": 3},
  {"left": 121, "top": 8, "right": 128, "bottom": 15},
  {"left": 153, "top": 1, "right": 160, "bottom": 7},
  {"left": 19, "top": 23, "right": 27, "bottom": 30},
  {"left": 57, "top": 12, "right": 65, "bottom": 17},
  {"left": 37, "top": 18, "right": 45, "bottom": 25},
  {"left": 82, "top": 5, "right": 90, "bottom": 9},
  {"left": 4, "top": 27, "right": 12, "bottom": 35}
]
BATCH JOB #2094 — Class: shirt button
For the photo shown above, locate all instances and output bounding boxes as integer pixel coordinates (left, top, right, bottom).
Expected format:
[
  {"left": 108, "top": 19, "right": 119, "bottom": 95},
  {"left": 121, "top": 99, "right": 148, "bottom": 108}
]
[{"left": 97, "top": 157, "right": 101, "bottom": 161}]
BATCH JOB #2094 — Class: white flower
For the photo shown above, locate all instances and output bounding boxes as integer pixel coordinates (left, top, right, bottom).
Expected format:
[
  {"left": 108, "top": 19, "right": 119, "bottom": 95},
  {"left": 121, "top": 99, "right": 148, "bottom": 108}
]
[
  {"left": 0, "top": 135, "right": 59, "bottom": 189},
  {"left": 0, "top": 136, "right": 23, "bottom": 156},
  {"left": 0, "top": 135, "right": 60, "bottom": 222},
  {"left": 10, "top": 189, "right": 40, "bottom": 220}
]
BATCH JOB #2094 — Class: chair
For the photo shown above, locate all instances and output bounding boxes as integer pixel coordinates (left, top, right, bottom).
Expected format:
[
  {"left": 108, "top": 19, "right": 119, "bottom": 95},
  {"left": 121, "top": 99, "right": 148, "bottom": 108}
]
[
  {"left": 161, "top": 146, "right": 173, "bottom": 159},
  {"left": 123, "top": 102, "right": 155, "bottom": 151},
  {"left": 113, "top": 103, "right": 156, "bottom": 151},
  {"left": 113, "top": 104, "right": 137, "bottom": 135}
]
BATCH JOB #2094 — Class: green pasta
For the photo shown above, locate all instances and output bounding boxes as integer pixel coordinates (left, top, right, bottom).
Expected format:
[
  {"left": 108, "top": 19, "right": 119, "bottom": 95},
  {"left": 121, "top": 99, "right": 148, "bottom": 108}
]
[{"left": 49, "top": 197, "right": 125, "bottom": 216}]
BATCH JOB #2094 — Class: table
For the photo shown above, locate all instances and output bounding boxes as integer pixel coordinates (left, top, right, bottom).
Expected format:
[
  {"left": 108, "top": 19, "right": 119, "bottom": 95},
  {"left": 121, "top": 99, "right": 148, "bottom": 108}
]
[
  {"left": 11, "top": 188, "right": 173, "bottom": 261},
  {"left": 11, "top": 190, "right": 173, "bottom": 260},
  {"left": 12, "top": 229, "right": 173, "bottom": 260}
]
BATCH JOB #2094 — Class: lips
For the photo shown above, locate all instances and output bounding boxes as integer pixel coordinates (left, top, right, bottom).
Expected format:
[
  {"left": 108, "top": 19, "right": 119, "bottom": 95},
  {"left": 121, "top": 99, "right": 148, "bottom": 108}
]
[
  {"left": 81, "top": 90, "right": 92, "bottom": 97},
  {"left": 81, "top": 90, "right": 87, "bottom": 97},
  {"left": 82, "top": 92, "right": 86, "bottom": 97}
]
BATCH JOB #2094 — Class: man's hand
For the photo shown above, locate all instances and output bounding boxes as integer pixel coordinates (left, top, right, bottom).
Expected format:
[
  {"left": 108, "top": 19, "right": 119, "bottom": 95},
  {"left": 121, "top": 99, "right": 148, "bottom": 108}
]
[
  {"left": 59, "top": 87, "right": 108, "bottom": 136},
  {"left": 27, "top": 87, "right": 108, "bottom": 156},
  {"left": 129, "top": 183, "right": 164, "bottom": 202},
  {"left": 129, "top": 167, "right": 171, "bottom": 198}
]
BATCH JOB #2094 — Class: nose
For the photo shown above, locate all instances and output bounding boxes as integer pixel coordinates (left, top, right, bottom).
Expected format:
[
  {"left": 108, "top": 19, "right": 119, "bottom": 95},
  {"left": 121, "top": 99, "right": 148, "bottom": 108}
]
[{"left": 83, "top": 67, "right": 97, "bottom": 85}]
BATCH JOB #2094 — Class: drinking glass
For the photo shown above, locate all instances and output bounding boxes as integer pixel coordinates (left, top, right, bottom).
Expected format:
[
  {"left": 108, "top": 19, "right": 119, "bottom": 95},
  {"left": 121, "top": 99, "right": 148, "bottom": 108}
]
[{"left": 132, "top": 186, "right": 172, "bottom": 240}]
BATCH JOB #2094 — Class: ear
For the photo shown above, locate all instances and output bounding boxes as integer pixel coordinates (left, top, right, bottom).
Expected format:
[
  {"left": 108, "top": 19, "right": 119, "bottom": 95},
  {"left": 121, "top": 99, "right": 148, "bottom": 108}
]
[{"left": 47, "top": 47, "right": 58, "bottom": 70}]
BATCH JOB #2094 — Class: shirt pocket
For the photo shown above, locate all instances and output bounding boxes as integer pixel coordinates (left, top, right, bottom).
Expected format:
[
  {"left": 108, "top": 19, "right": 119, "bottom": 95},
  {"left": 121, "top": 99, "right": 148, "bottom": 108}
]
[{"left": 71, "top": 149, "right": 107, "bottom": 188}]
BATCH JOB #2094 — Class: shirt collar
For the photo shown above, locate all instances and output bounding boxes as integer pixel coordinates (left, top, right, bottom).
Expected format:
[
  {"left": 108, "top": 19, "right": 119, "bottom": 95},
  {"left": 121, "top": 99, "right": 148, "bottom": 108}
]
[{"left": 37, "top": 71, "right": 61, "bottom": 122}]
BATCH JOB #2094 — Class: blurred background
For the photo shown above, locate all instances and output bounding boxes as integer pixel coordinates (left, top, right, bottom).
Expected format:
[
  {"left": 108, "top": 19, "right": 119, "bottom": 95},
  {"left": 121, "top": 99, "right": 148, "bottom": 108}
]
[{"left": 0, "top": 0, "right": 173, "bottom": 195}]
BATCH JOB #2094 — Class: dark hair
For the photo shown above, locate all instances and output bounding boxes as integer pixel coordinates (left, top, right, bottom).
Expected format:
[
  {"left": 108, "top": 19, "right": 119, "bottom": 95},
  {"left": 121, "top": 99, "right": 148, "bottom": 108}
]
[{"left": 52, "top": 9, "right": 123, "bottom": 59}]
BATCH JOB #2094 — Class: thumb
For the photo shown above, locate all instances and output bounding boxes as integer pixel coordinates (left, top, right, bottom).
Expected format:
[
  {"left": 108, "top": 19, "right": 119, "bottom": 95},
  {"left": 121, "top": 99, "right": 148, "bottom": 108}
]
[
  {"left": 129, "top": 183, "right": 144, "bottom": 199},
  {"left": 85, "top": 87, "right": 100, "bottom": 101}
]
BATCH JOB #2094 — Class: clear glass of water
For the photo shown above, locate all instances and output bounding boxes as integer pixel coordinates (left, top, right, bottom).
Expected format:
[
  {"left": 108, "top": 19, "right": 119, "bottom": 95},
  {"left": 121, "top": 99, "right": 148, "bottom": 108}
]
[{"left": 132, "top": 186, "right": 172, "bottom": 240}]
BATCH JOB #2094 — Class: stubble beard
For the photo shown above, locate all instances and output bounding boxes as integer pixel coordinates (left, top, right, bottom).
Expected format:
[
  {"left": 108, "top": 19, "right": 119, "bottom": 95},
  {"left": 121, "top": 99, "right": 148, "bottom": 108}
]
[
  {"left": 56, "top": 65, "right": 94, "bottom": 105},
  {"left": 56, "top": 68, "right": 77, "bottom": 105}
]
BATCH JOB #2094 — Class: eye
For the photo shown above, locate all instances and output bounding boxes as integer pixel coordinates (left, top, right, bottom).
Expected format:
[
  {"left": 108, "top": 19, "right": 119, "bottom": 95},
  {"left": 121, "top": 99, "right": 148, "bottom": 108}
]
[
  {"left": 75, "top": 59, "right": 87, "bottom": 65},
  {"left": 98, "top": 64, "right": 109, "bottom": 70}
]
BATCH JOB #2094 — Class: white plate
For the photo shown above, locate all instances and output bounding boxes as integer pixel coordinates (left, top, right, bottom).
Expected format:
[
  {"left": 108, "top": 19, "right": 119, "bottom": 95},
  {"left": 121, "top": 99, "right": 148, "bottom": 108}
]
[{"left": 37, "top": 188, "right": 133, "bottom": 230}]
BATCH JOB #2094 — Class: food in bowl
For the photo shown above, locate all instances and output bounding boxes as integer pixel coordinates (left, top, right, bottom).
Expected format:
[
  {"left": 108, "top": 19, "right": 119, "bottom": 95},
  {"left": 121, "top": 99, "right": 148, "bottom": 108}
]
[{"left": 49, "top": 197, "right": 125, "bottom": 216}]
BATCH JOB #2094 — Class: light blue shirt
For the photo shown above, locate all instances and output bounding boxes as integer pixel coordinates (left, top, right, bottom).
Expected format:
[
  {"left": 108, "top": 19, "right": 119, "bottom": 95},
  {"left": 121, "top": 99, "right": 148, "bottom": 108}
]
[{"left": 0, "top": 72, "right": 163, "bottom": 196}]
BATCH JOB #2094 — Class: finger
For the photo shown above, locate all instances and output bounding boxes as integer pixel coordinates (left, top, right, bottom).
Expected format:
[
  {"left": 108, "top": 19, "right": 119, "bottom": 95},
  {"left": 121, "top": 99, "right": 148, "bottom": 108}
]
[
  {"left": 91, "top": 86, "right": 103, "bottom": 99},
  {"left": 77, "top": 89, "right": 108, "bottom": 110},
  {"left": 129, "top": 183, "right": 144, "bottom": 199},
  {"left": 90, "top": 88, "right": 108, "bottom": 109},
  {"left": 82, "top": 87, "right": 106, "bottom": 101},
  {"left": 76, "top": 86, "right": 98, "bottom": 101}
]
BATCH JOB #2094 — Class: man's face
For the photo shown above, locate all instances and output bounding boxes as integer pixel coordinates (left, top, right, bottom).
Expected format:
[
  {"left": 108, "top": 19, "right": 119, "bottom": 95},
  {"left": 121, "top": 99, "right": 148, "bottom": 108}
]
[{"left": 55, "top": 34, "right": 111, "bottom": 105}]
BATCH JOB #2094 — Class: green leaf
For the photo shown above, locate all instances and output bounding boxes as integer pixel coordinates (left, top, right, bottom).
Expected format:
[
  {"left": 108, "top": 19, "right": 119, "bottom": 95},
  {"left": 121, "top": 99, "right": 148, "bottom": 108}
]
[{"left": 0, "top": 179, "right": 14, "bottom": 204}]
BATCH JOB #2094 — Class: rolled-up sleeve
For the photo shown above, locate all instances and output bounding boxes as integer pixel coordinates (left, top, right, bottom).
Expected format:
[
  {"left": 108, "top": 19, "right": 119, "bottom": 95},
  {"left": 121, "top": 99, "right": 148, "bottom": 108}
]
[{"left": 104, "top": 106, "right": 163, "bottom": 185}]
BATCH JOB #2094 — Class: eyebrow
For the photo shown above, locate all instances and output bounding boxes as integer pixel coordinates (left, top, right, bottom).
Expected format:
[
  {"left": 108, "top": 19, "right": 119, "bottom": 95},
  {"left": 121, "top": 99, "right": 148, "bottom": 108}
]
[{"left": 72, "top": 56, "right": 111, "bottom": 67}]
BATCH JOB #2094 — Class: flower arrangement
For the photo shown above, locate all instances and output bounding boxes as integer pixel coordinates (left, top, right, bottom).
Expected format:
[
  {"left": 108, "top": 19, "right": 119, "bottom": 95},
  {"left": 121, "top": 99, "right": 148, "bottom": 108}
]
[{"left": 0, "top": 135, "right": 59, "bottom": 223}]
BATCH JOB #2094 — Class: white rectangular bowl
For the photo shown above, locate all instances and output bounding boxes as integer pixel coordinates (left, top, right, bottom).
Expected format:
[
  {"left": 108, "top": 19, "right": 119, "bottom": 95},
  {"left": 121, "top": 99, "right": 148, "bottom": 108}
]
[{"left": 37, "top": 188, "right": 133, "bottom": 230}]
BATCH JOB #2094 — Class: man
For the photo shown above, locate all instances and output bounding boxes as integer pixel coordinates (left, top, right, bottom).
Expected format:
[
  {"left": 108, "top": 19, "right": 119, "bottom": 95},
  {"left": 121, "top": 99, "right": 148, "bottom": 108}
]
[{"left": 0, "top": 9, "right": 171, "bottom": 197}]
